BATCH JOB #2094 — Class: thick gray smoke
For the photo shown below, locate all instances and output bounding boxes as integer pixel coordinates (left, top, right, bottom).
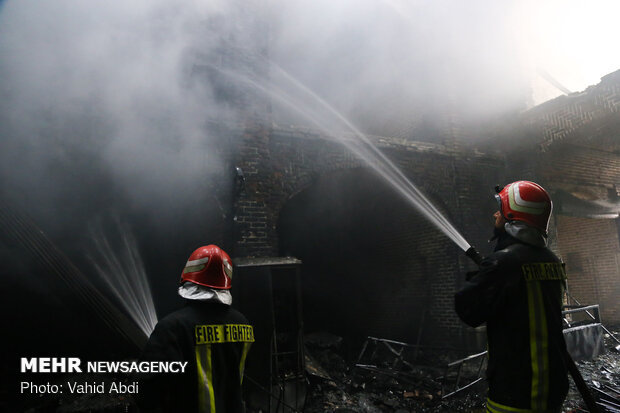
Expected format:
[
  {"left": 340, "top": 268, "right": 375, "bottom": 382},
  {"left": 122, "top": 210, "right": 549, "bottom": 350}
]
[
  {"left": 1, "top": 0, "right": 618, "bottom": 364},
  {"left": 1, "top": 0, "right": 618, "bottom": 234},
  {"left": 267, "top": 0, "right": 620, "bottom": 137},
  {"left": 0, "top": 1, "right": 245, "bottom": 229},
  {"left": 268, "top": 0, "right": 530, "bottom": 137}
]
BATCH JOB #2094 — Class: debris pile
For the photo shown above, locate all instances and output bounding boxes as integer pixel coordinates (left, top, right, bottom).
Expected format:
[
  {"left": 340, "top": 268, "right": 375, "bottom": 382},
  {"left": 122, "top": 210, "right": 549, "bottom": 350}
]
[
  {"left": 301, "top": 329, "right": 620, "bottom": 413},
  {"left": 563, "top": 328, "right": 620, "bottom": 412},
  {"left": 302, "top": 332, "right": 487, "bottom": 412}
]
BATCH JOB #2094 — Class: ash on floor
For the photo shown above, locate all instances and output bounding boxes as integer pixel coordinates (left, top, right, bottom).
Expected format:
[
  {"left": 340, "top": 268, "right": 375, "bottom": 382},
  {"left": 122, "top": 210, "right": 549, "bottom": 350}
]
[{"left": 300, "top": 330, "right": 620, "bottom": 413}]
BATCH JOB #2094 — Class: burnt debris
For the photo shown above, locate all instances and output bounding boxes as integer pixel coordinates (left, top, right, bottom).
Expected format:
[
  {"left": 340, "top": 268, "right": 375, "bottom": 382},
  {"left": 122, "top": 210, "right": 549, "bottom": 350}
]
[{"left": 298, "top": 329, "right": 620, "bottom": 413}]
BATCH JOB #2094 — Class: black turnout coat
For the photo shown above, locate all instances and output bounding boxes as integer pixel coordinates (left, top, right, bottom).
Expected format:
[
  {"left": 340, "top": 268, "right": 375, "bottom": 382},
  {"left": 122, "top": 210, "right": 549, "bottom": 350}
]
[
  {"left": 455, "top": 233, "right": 568, "bottom": 412},
  {"left": 136, "top": 301, "right": 253, "bottom": 413}
]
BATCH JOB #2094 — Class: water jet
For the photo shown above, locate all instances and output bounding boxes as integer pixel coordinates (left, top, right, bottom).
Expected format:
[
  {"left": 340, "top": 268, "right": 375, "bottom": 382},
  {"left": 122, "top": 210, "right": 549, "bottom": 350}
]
[{"left": 214, "top": 60, "right": 474, "bottom": 253}]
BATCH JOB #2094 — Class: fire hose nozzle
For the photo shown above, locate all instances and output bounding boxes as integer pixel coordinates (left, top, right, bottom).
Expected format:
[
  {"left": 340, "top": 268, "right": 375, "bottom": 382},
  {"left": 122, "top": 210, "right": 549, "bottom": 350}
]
[{"left": 465, "top": 246, "right": 483, "bottom": 266}]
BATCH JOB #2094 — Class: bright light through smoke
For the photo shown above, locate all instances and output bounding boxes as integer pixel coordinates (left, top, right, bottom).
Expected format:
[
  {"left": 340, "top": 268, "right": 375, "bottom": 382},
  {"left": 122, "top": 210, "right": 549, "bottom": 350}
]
[{"left": 518, "top": 0, "right": 620, "bottom": 104}]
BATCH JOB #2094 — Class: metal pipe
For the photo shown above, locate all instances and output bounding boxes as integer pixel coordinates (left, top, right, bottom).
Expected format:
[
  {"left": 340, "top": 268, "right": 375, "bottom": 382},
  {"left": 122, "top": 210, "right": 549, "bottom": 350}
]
[
  {"left": 447, "top": 351, "right": 488, "bottom": 367},
  {"left": 561, "top": 305, "right": 601, "bottom": 316}
]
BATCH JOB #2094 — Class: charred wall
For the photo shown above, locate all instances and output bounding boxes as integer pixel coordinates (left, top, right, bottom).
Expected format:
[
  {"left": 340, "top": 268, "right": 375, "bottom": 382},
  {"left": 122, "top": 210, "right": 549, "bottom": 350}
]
[
  {"left": 503, "top": 69, "right": 620, "bottom": 325},
  {"left": 233, "top": 125, "right": 504, "bottom": 346},
  {"left": 232, "top": 71, "right": 620, "bottom": 349},
  {"left": 233, "top": 127, "right": 364, "bottom": 258},
  {"left": 556, "top": 215, "right": 620, "bottom": 322},
  {"left": 277, "top": 167, "right": 456, "bottom": 346}
]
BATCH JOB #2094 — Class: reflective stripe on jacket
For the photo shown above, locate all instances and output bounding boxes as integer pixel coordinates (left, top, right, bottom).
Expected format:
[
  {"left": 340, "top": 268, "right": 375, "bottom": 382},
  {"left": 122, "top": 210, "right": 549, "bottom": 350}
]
[
  {"left": 137, "top": 301, "right": 253, "bottom": 413},
  {"left": 455, "top": 235, "right": 568, "bottom": 411}
]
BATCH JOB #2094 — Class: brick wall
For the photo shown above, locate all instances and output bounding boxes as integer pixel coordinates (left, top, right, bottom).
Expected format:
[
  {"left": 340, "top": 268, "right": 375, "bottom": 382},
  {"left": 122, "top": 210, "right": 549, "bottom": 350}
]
[
  {"left": 541, "top": 144, "right": 620, "bottom": 189},
  {"left": 555, "top": 215, "right": 620, "bottom": 323},
  {"left": 516, "top": 69, "right": 620, "bottom": 325},
  {"left": 277, "top": 170, "right": 454, "bottom": 344},
  {"left": 523, "top": 69, "right": 620, "bottom": 150},
  {"left": 230, "top": 71, "right": 620, "bottom": 345},
  {"left": 236, "top": 124, "right": 505, "bottom": 343},
  {"left": 233, "top": 126, "right": 365, "bottom": 257},
  {"left": 234, "top": 124, "right": 277, "bottom": 257}
]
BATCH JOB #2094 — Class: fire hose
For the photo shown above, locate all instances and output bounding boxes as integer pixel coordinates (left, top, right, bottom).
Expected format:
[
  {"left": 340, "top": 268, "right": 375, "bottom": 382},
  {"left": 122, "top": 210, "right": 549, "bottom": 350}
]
[
  {"left": 464, "top": 247, "right": 600, "bottom": 413},
  {"left": 465, "top": 246, "right": 483, "bottom": 265}
]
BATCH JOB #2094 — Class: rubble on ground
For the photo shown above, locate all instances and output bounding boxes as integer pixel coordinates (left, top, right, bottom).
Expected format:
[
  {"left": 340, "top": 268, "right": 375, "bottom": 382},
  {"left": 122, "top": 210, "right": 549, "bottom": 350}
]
[{"left": 302, "top": 328, "right": 620, "bottom": 413}]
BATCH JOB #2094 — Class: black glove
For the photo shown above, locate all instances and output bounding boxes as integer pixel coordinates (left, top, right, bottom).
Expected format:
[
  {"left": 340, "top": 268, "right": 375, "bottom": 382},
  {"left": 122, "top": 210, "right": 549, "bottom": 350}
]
[{"left": 465, "top": 270, "right": 479, "bottom": 281}]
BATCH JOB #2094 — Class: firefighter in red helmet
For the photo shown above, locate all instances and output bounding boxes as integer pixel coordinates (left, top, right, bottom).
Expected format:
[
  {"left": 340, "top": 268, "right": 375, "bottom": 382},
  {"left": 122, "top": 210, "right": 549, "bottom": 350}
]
[
  {"left": 455, "top": 181, "right": 569, "bottom": 413},
  {"left": 137, "top": 245, "right": 253, "bottom": 413}
]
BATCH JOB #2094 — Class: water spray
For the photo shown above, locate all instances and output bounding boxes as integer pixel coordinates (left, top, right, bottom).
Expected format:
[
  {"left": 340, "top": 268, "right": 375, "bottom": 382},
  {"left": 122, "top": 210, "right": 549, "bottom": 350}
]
[
  {"left": 88, "top": 218, "right": 158, "bottom": 338},
  {"left": 0, "top": 203, "right": 149, "bottom": 349},
  {"left": 216, "top": 61, "right": 483, "bottom": 263},
  {"left": 270, "top": 63, "right": 492, "bottom": 266}
]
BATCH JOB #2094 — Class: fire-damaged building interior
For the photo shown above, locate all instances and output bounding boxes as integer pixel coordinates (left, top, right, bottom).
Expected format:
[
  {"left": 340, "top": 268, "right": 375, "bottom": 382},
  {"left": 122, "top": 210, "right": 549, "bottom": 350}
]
[{"left": 0, "top": 1, "right": 619, "bottom": 412}]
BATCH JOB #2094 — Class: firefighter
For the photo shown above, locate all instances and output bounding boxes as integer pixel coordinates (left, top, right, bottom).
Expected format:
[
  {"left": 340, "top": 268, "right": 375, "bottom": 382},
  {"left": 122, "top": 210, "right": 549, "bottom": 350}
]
[
  {"left": 455, "top": 181, "right": 569, "bottom": 413},
  {"left": 136, "top": 245, "right": 253, "bottom": 413}
]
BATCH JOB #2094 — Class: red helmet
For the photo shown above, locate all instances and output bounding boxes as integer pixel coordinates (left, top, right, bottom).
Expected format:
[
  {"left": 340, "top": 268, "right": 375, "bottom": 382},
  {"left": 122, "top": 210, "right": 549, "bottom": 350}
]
[
  {"left": 495, "top": 181, "right": 552, "bottom": 234},
  {"left": 180, "top": 245, "right": 233, "bottom": 289}
]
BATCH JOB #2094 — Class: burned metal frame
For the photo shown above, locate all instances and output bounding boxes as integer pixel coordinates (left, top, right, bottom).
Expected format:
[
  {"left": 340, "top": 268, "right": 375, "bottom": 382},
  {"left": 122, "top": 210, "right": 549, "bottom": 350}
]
[
  {"left": 563, "top": 303, "right": 620, "bottom": 347},
  {"left": 593, "top": 386, "right": 620, "bottom": 413},
  {"left": 562, "top": 304, "right": 601, "bottom": 326},
  {"left": 562, "top": 302, "right": 620, "bottom": 359},
  {"left": 440, "top": 350, "right": 487, "bottom": 399},
  {"left": 355, "top": 336, "right": 488, "bottom": 398},
  {"left": 234, "top": 257, "right": 306, "bottom": 413},
  {"left": 355, "top": 336, "right": 418, "bottom": 373}
]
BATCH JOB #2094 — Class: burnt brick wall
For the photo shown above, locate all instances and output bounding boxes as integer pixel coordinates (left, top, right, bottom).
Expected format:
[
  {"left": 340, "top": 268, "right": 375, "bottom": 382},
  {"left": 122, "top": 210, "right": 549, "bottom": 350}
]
[
  {"left": 362, "top": 204, "right": 453, "bottom": 343},
  {"left": 233, "top": 124, "right": 504, "bottom": 342},
  {"left": 234, "top": 124, "right": 276, "bottom": 257},
  {"left": 555, "top": 215, "right": 620, "bottom": 323},
  {"left": 516, "top": 69, "right": 620, "bottom": 325},
  {"left": 230, "top": 69, "right": 620, "bottom": 346},
  {"left": 541, "top": 144, "right": 620, "bottom": 189},
  {"left": 538, "top": 143, "right": 620, "bottom": 272},
  {"left": 523, "top": 69, "right": 620, "bottom": 150},
  {"left": 378, "top": 146, "right": 504, "bottom": 338},
  {"left": 233, "top": 126, "right": 364, "bottom": 257}
]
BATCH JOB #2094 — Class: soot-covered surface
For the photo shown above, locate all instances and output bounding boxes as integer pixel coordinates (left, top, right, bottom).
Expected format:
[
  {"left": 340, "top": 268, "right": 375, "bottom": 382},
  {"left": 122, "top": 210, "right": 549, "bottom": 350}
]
[
  {"left": 278, "top": 168, "right": 459, "bottom": 347},
  {"left": 298, "top": 329, "right": 620, "bottom": 413}
]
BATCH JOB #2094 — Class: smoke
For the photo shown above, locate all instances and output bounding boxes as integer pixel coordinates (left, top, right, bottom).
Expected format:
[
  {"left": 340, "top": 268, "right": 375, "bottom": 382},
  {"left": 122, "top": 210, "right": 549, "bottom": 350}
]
[
  {"left": 1, "top": 0, "right": 619, "bottom": 241},
  {"left": 268, "top": 0, "right": 529, "bottom": 136},
  {"left": 267, "top": 0, "right": 620, "bottom": 137},
  {"left": 0, "top": 0, "right": 245, "bottom": 231},
  {"left": 0, "top": 0, "right": 618, "bottom": 358}
]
